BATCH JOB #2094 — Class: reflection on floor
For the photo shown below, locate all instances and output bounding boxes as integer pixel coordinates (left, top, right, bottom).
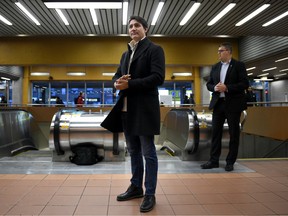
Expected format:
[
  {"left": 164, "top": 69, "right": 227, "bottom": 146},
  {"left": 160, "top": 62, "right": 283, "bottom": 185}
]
[
  {"left": 0, "top": 149, "right": 253, "bottom": 174},
  {"left": 0, "top": 149, "right": 288, "bottom": 215}
]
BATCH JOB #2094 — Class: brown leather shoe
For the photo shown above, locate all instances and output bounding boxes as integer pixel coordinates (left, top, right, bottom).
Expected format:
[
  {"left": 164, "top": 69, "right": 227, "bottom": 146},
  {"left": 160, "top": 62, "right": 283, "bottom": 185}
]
[
  {"left": 140, "top": 195, "right": 156, "bottom": 212},
  {"left": 117, "top": 184, "right": 143, "bottom": 201}
]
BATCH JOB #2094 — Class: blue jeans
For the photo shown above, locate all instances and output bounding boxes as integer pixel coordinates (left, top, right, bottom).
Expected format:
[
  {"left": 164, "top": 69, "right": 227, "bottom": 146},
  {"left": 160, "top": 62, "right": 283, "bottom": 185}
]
[{"left": 125, "top": 134, "right": 158, "bottom": 195}]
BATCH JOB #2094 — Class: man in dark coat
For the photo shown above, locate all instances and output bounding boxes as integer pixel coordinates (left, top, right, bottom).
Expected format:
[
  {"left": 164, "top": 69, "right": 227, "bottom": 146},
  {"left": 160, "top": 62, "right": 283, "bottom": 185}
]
[
  {"left": 101, "top": 16, "right": 165, "bottom": 212},
  {"left": 201, "top": 42, "right": 249, "bottom": 172}
]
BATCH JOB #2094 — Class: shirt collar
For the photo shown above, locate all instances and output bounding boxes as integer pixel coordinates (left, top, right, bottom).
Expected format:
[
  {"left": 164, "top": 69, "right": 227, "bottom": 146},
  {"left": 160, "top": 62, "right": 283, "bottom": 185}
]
[{"left": 128, "top": 36, "right": 146, "bottom": 51}]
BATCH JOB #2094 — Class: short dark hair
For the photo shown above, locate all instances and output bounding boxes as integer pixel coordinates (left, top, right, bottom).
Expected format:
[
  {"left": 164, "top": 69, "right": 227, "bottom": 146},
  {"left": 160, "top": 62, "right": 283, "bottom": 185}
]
[
  {"left": 128, "top": 15, "right": 148, "bottom": 29},
  {"left": 220, "top": 42, "right": 232, "bottom": 53}
]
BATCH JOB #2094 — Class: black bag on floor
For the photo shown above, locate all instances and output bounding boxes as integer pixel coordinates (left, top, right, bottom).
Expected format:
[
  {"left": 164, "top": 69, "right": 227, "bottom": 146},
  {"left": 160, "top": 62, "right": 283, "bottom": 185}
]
[{"left": 69, "top": 143, "right": 104, "bottom": 165}]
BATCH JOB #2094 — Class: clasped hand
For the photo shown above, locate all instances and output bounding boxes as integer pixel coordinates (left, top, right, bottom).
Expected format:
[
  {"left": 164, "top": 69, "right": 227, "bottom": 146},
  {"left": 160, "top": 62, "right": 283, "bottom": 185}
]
[
  {"left": 215, "top": 82, "right": 227, "bottom": 93},
  {"left": 114, "top": 74, "right": 131, "bottom": 90}
]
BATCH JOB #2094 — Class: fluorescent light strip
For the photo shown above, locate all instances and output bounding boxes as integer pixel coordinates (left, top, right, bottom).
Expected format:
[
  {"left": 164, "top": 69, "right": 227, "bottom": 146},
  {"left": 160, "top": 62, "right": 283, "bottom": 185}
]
[
  {"left": 246, "top": 67, "right": 256, "bottom": 71},
  {"left": 262, "top": 67, "right": 277, "bottom": 72},
  {"left": 15, "top": 2, "right": 40, "bottom": 25},
  {"left": 254, "top": 78, "right": 273, "bottom": 81},
  {"left": 279, "top": 68, "right": 288, "bottom": 72},
  {"left": 247, "top": 73, "right": 253, "bottom": 76},
  {"left": 30, "top": 72, "right": 50, "bottom": 76},
  {"left": 173, "top": 72, "right": 192, "bottom": 76},
  {"left": 151, "top": 2, "right": 164, "bottom": 25},
  {"left": 102, "top": 72, "right": 115, "bottom": 76},
  {"left": 44, "top": 2, "right": 122, "bottom": 9},
  {"left": 263, "top": 11, "right": 288, "bottom": 27},
  {"left": 67, "top": 72, "right": 86, "bottom": 76},
  {"left": 56, "top": 9, "right": 69, "bottom": 25},
  {"left": 1, "top": 77, "right": 11, "bottom": 80},
  {"left": 235, "top": 4, "right": 270, "bottom": 26},
  {"left": 274, "top": 73, "right": 287, "bottom": 77},
  {"left": 90, "top": 8, "right": 98, "bottom": 25},
  {"left": 179, "top": 2, "right": 201, "bottom": 26},
  {"left": 275, "top": 57, "right": 288, "bottom": 62},
  {"left": 122, "top": 2, "right": 128, "bottom": 25},
  {"left": 258, "top": 73, "right": 269, "bottom": 77},
  {"left": 0, "top": 14, "right": 12, "bottom": 25},
  {"left": 207, "top": 3, "right": 236, "bottom": 26}
]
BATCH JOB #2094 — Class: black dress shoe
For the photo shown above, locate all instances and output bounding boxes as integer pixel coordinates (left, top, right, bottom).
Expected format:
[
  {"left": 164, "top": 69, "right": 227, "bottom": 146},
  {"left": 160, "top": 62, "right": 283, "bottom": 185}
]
[
  {"left": 117, "top": 184, "right": 143, "bottom": 201},
  {"left": 225, "top": 164, "right": 234, "bottom": 172},
  {"left": 201, "top": 161, "right": 219, "bottom": 169},
  {"left": 140, "top": 195, "right": 156, "bottom": 212}
]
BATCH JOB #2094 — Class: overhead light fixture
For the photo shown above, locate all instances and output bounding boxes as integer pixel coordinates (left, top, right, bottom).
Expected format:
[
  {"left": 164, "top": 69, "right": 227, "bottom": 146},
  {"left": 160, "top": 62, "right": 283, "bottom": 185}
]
[
  {"left": 207, "top": 3, "right": 236, "bottom": 26},
  {"left": 102, "top": 72, "right": 115, "bottom": 76},
  {"left": 15, "top": 2, "right": 41, "bottom": 25},
  {"left": 275, "top": 57, "right": 288, "bottom": 62},
  {"left": 67, "top": 72, "right": 86, "bottom": 76},
  {"left": 263, "top": 11, "right": 288, "bottom": 27},
  {"left": 235, "top": 4, "right": 270, "bottom": 26},
  {"left": 1, "top": 77, "right": 11, "bottom": 80},
  {"left": 151, "top": 2, "right": 164, "bottom": 25},
  {"left": 254, "top": 77, "right": 273, "bottom": 81},
  {"left": 262, "top": 67, "right": 277, "bottom": 72},
  {"left": 56, "top": 9, "right": 69, "bottom": 25},
  {"left": 173, "top": 72, "right": 192, "bottom": 76},
  {"left": 247, "top": 73, "right": 253, "bottom": 76},
  {"left": 44, "top": 2, "right": 122, "bottom": 9},
  {"left": 122, "top": 1, "right": 128, "bottom": 25},
  {"left": 279, "top": 68, "right": 288, "bottom": 72},
  {"left": 90, "top": 8, "right": 98, "bottom": 25},
  {"left": 258, "top": 73, "right": 269, "bottom": 77},
  {"left": 274, "top": 73, "right": 287, "bottom": 77},
  {"left": 246, "top": 67, "right": 256, "bottom": 71},
  {"left": 0, "top": 14, "right": 12, "bottom": 25},
  {"left": 179, "top": 2, "right": 201, "bottom": 26},
  {"left": 30, "top": 72, "right": 50, "bottom": 76}
]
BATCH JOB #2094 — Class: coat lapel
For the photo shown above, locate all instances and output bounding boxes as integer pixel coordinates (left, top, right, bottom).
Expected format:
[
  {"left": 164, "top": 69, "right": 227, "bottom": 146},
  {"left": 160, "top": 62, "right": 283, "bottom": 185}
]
[
  {"left": 131, "top": 38, "right": 150, "bottom": 63},
  {"left": 224, "top": 59, "right": 234, "bottom": 83}
]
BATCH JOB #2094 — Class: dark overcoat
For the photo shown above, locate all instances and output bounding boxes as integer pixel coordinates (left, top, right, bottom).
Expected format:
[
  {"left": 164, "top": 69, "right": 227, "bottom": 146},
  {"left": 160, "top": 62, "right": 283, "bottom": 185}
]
[
  {"left": 101, "top": 37, "right": 165, "bottom": 135},
  {"left": 206, "top": 58, "right": 249, "bottom": 112}
]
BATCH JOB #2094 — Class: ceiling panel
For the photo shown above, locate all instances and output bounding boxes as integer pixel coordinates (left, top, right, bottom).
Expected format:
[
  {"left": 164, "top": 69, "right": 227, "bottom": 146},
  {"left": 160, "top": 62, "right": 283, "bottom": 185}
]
[{"left": 0, "top": 0, "right": 288, "bottom": 79}]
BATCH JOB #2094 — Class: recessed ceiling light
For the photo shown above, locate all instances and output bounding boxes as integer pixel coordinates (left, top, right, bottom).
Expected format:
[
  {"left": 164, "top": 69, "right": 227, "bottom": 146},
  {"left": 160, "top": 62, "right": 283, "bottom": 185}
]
[
  {"left": 67, "top": 72, "right": 86, "bottom": 76},
  {"left": 208, "top": 3, "right": 236, "bottom": 26},
  {"left": 263, "top": 11, "right": 288, "bottom": 27},
  {"left": 56, "top": 9, "right": 69, "bottom": 25},
  {"left": 262, "top": 67, "right": 277, "bottom": 72},
  {"left": 0, "top": 14, "right": 12, "bottom": 25},
  {"left": 173, "top": 72, "right": 192, "bottom": 76},
  {"left": 15, "top": 2, "right": 40, "bottom": 25},
  {"left": 235, "top": 4, "right": 270, "bottom": 26},
  {"left": 30, "top": 72, "right": 50, "bottom": 76},
  {"left": 122, "top": 1, "right": 128, "bottom": 25},
  {"left": 179, "top": 2, "right": 201, "bottom": 26},
  {"left": 275, "top": 57, "right": 288, "bottom": 62},
  {"left": 44, "top": 2, "right": 122, "bottom": 9},
  {"left": 274, "top": 73, "right": 287, "bottom": 77},
  {"left": 247, "top": 67, "right": 256, "bottom": 71},
  {"left": 151, "top": 2, "right": 164, "bottom": 26}
]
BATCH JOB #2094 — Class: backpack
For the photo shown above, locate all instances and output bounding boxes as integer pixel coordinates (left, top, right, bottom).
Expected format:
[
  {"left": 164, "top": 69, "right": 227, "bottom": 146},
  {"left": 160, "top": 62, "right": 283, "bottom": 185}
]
[{"left": 69, "top": 143, "right": 104, "bottom": 165}]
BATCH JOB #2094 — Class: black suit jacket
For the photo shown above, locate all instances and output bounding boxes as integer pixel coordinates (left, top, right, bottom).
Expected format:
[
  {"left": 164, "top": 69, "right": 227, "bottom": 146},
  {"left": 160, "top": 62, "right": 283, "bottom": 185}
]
[{"left": 206, "top": 58, "right": 249, "bottom": 112}]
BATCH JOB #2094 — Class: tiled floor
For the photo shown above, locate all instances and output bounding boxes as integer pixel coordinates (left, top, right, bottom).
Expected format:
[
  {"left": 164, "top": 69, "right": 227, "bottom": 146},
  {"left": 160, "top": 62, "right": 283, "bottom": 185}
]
[{"left": 0, "top": 151, "right": 288, "bottom": 215}]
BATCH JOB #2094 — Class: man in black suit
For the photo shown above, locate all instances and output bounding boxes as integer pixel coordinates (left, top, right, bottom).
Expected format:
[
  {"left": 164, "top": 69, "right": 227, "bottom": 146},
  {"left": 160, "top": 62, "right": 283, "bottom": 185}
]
[{"left": 201, "top": 42, "right": 249, "bottom": 171}]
